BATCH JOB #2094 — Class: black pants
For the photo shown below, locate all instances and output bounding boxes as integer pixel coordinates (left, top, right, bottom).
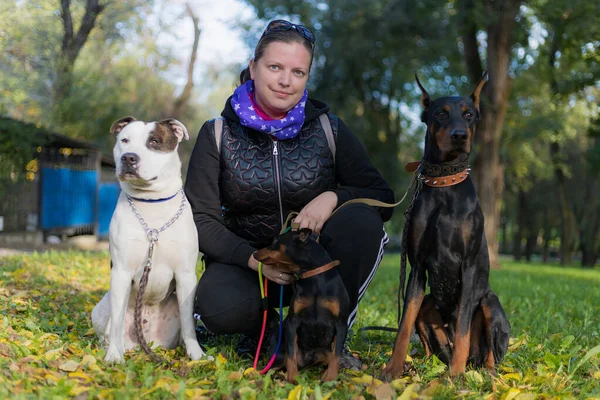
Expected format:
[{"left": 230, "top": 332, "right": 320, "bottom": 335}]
[{"left": 193, "top": 203, "right": 389, "bottom": 337}]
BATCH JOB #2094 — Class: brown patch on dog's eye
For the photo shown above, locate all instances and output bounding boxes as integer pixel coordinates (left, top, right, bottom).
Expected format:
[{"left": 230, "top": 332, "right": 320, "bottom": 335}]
[{"left": 147, "top": 123, "right": 178, "bottom": 152}]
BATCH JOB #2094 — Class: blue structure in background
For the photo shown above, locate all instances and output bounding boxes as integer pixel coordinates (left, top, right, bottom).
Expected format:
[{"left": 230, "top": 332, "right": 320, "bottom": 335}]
[
  {"left": 0, "top": 117, "right": 118, "bottom": 238},
  {"left": 40, "top": 168, "right": 97, "bottom": 229}
]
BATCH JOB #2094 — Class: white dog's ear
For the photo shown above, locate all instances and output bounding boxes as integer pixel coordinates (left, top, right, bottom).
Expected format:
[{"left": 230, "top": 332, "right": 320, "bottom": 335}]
[
  {"left": 110, "top": 116, "right": 137, "bottom": 135},
  {"left": 159, "top": 119, "right": 189, "bottom": 142}
]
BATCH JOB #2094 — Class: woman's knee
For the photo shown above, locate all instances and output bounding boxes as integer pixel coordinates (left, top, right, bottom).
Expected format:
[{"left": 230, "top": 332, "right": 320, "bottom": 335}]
[
  {"left": 324, "top": 203, "right": 384, "bottom": 237},
  {"left": 193, "top": 263, "right": 263, "bottom": 334}
]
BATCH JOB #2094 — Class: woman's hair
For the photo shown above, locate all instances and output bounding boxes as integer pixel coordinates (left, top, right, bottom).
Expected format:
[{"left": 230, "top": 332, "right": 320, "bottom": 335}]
[{"left": 239, "top": 27, "right": 315, "bottom": 85}]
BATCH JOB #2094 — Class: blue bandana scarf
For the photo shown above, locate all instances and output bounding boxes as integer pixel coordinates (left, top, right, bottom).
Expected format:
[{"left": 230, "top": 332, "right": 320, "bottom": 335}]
[{"left": 231, "top": 80, "right": 308, "bottom": 140}]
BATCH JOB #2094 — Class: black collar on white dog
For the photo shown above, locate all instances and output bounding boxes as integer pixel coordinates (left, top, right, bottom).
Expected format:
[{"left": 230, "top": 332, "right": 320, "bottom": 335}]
[{"left": 128, "top": 190, "right": 180, "bottom": 203}]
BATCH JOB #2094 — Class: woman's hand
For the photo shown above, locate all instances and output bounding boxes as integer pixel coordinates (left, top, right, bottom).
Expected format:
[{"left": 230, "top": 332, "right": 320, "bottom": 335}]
[
  {"left": 247, "top": 254, "right": 294, "bottom": 285},
  {"left": 294, "top": 191, "right": 338, "bottom": 233}
]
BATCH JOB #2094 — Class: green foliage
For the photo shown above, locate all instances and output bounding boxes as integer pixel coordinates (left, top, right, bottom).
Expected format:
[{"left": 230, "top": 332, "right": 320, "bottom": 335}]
[
  {"left": 1, "top": 251, "right": 599, "bottom": 398},
  {"left": 0, "top": 118, "right": 48, "bottom": 183}
]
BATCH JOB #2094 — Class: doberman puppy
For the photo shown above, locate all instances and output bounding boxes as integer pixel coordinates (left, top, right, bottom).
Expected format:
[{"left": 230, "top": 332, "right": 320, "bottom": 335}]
[
  {"left": 254, "top": 228, "right": 350, "bottom": 383},
  {"left": 383, "top": 72, "right": 510, "bottom": 379}
]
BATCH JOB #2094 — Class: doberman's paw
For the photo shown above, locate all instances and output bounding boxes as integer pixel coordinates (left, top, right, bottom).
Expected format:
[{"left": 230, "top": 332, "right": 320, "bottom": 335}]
[
  {"left": 322, "top": 368, "right": 339, "bottom": 382},
  {"left": 381, "top": 363, "right": 403, "bottom": 381}
]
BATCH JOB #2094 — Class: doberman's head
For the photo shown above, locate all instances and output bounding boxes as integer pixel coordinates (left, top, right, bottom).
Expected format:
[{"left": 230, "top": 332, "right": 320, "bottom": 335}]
[
  {"left": 416, "top": 71, "right": 487, "bottom": 163},
  {"left": 254, "top": 228, "right": 335, "bottom": 275}
]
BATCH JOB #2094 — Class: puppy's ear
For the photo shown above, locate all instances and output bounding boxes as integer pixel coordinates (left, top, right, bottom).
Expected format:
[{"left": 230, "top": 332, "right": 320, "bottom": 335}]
[
  {"left": 159, "top": 118, "right": 189, "bottom": 142},
  {"left": 470, "top": 70, "right": 488, "bottom": 117},
  {"left": 110, "top": 116, "right": 136, "bottom": 135},
  {"left": 295, "top": 228, "right": 312, "bottom": 244}
]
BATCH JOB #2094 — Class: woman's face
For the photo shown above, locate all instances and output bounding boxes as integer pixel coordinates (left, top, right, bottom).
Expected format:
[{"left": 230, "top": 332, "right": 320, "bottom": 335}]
[{"left": 250, "top": 41, "right": 311, "bottom": 119}]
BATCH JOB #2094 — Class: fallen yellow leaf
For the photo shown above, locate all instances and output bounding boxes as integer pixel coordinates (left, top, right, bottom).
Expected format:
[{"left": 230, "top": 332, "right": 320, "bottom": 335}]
[
  {"left": 397, "top": 383, "right": 419, "bottom": 400},
  {"left": 239, "top": 387, "right": 256, "bottom": 400},
  {"left": 58, "top": 360, "right": 79, "bottom": 372},
  {"left": 502, "top": 373, "right": 521, "bottom": 382},
  {"left": 390, "top": 378, "right": 407, "bottom": 391},
  {"left": 226, "top": 371, "right": 243, "bottom": 382},
  {"left": 69, "top": 385, "right": 89, "bottom": 396},
  {"left": 373, "top": 382, "right": 394, "bottom": 400},
  {"left": 288, "top": 384, "right": 303, "bottom": 400},
  {"left": 80, "top": 354, "right": 96, "bottom": 367},
  {"left": 502, "top": 388, "right": 521, "bottom": 400},
  {"left": 216, "top": 353, "right": 227, "bottom": 366},
  {"left": 68, "top": 371, "right": 93, "bottom": 382},
  {"left": 465, "top": 370, "right": 484, "bottom": 384},
  {"left": 350, "top": 374, "right": 374, "bottom": 386}
]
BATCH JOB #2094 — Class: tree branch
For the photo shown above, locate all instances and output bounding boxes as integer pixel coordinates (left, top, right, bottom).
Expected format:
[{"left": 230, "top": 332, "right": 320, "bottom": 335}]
[
  {"left": 60, "top": 0, "right": 74, "bottom": 52},
  {"left": 171, "top": 3, "right": 202, "bottom": 119}
]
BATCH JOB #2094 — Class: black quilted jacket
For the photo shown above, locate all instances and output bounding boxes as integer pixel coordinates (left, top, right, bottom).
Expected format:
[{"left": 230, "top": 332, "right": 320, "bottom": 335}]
[{"left": 185, "top": 97, "right": 394, "bottom": 268}]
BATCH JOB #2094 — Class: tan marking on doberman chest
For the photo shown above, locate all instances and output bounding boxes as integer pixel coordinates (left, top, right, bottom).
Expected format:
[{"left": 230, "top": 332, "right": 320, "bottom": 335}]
[
  {"left": 293, "top": 297, "right": 314, "bottom": 314},
  {"left": 462, "top": 220, "right": 473, "bottom": 246},
  {"left": 318, "top": 298, "right": 340, "bottom": 317}
]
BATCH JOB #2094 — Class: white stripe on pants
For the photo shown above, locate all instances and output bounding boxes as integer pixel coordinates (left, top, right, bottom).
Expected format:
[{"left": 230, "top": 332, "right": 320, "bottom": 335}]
[{"left": 347, "top": 227, "right": 389, "bottom": 328}]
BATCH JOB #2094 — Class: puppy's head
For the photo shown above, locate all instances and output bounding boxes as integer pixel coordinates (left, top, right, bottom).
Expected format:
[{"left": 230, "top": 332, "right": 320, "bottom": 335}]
[
  {"left": 110, "top": 116, "right": 189, "bottom": 189},
  {"left": 254, "top": 228, "right": 333, "bottom": 274}
]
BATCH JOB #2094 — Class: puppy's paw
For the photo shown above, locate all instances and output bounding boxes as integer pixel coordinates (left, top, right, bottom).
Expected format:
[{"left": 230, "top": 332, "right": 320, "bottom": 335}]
[{"left": 104, "top": 346, "right": 125, "bottom": 363}]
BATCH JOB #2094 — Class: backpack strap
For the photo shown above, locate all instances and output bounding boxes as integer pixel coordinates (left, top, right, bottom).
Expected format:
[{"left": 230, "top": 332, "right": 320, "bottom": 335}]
[
  {"left": 214, "top": 117, "right": 224, "bottom": 152},
  {"left": 319, "top": 113, "right": 336, "bottom": 163},
  {"left": 214, "top": 115, "right": 336, "bottom": 160}
]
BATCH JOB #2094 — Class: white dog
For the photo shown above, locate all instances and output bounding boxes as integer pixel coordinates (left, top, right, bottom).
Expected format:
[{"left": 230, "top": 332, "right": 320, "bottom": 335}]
[{"left": 91, "top": 116, "right": 204, "bottom": 363}]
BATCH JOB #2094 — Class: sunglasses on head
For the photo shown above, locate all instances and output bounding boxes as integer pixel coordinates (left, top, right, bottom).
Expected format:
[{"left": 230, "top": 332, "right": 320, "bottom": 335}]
[{"left": 261, "top": 19, "right": 316, "bottom": 48}]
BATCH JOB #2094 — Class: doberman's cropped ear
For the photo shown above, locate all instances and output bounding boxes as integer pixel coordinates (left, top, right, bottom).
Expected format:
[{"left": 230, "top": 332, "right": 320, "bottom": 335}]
[
  {"left": 415, "top": 73, "right": 431, "bottom": 110},
  {"left": 158, "top": 118, "right": 189, "bottom": 142},
  {"left": 110, "top": 116, "right": 136, "bottom": 135},
  {"left": 470, "top": 70, "right": 488, "bottom": 115},
  {"left": 295, "top": 228, "right": 312, "bottom": 244}
]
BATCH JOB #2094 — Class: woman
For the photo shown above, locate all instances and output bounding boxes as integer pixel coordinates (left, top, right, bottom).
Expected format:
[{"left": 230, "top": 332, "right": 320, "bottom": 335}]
[{"left": 185, "top": 20, "right": 394, "bottom": 368}]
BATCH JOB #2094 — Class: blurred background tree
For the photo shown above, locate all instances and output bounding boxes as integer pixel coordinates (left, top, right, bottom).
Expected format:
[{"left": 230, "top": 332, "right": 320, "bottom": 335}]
[{"left": 0, "top": 0, "right": 598, "bottom": 267}]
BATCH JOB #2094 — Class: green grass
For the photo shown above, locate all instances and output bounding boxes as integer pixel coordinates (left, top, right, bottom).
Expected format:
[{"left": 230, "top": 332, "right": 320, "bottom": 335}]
[{"left": 1, "top": 251, "right": 599, "bottom": 399}]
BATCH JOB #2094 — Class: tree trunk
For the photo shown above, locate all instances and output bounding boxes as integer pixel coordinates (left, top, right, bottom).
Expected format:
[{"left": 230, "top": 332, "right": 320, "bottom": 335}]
[
  {"left": 542, "top": 208, "right": 551, "bottom": 263},
  {"left": 525, "top": 232, "right": 536, "bottom": 262},
  {"left": 53, "top": 0, "right": 104, "bottom": 115},
  {"left": 460, "top": 0, "right": 522, "bottom": 269},
  {"left": 171, "top": 3, "right": 201, "bottom": 120},
  {"left": 499, "top": 217, "right": 508, "bottom": 254},
  {"left": 512, "top": 189, "right": 528, "bottom": 261},
  {"left": 578, "top": 176, "right": 600, "bottom": 267}
]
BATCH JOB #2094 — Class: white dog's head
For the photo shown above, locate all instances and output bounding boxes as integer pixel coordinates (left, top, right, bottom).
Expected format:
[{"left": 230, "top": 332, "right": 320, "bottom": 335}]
[{"left": 110, "top": 116, "right": 189, "bottom": 194}]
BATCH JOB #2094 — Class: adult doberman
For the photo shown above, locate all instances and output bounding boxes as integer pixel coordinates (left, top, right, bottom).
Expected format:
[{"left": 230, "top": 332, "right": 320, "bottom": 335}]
[{"left": 383, "top": 72, "right": 510, "bottom": 379}]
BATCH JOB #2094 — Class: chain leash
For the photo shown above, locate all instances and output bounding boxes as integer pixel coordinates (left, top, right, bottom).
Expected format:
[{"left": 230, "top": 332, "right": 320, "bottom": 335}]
[
  {"left": 397, "top": 174, "right": 424, "bottom": 324},
  {"left": 127, "top": 188, "right": 186, "bottom": 366}
]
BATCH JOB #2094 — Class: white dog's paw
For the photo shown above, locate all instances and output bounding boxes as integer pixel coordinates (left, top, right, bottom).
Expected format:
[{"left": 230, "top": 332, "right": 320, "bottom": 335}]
[
  {"left": 104, "top": 346, "right": 125, "bottom": 363},
  {"left": 185, "top": 341, "right": 206, "bottom": 360}
]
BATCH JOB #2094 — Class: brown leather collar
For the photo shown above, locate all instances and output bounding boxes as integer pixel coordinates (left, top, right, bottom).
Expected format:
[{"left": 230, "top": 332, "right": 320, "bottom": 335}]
[
  {"left": 298, "top": 260, "right": 340, "bottom": 279},
  {"left": 423, "top": 168, "right": 469, "bottom": 187},
  {"left": 405, "top": 161, "right": 470, "bottom": 188}
]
